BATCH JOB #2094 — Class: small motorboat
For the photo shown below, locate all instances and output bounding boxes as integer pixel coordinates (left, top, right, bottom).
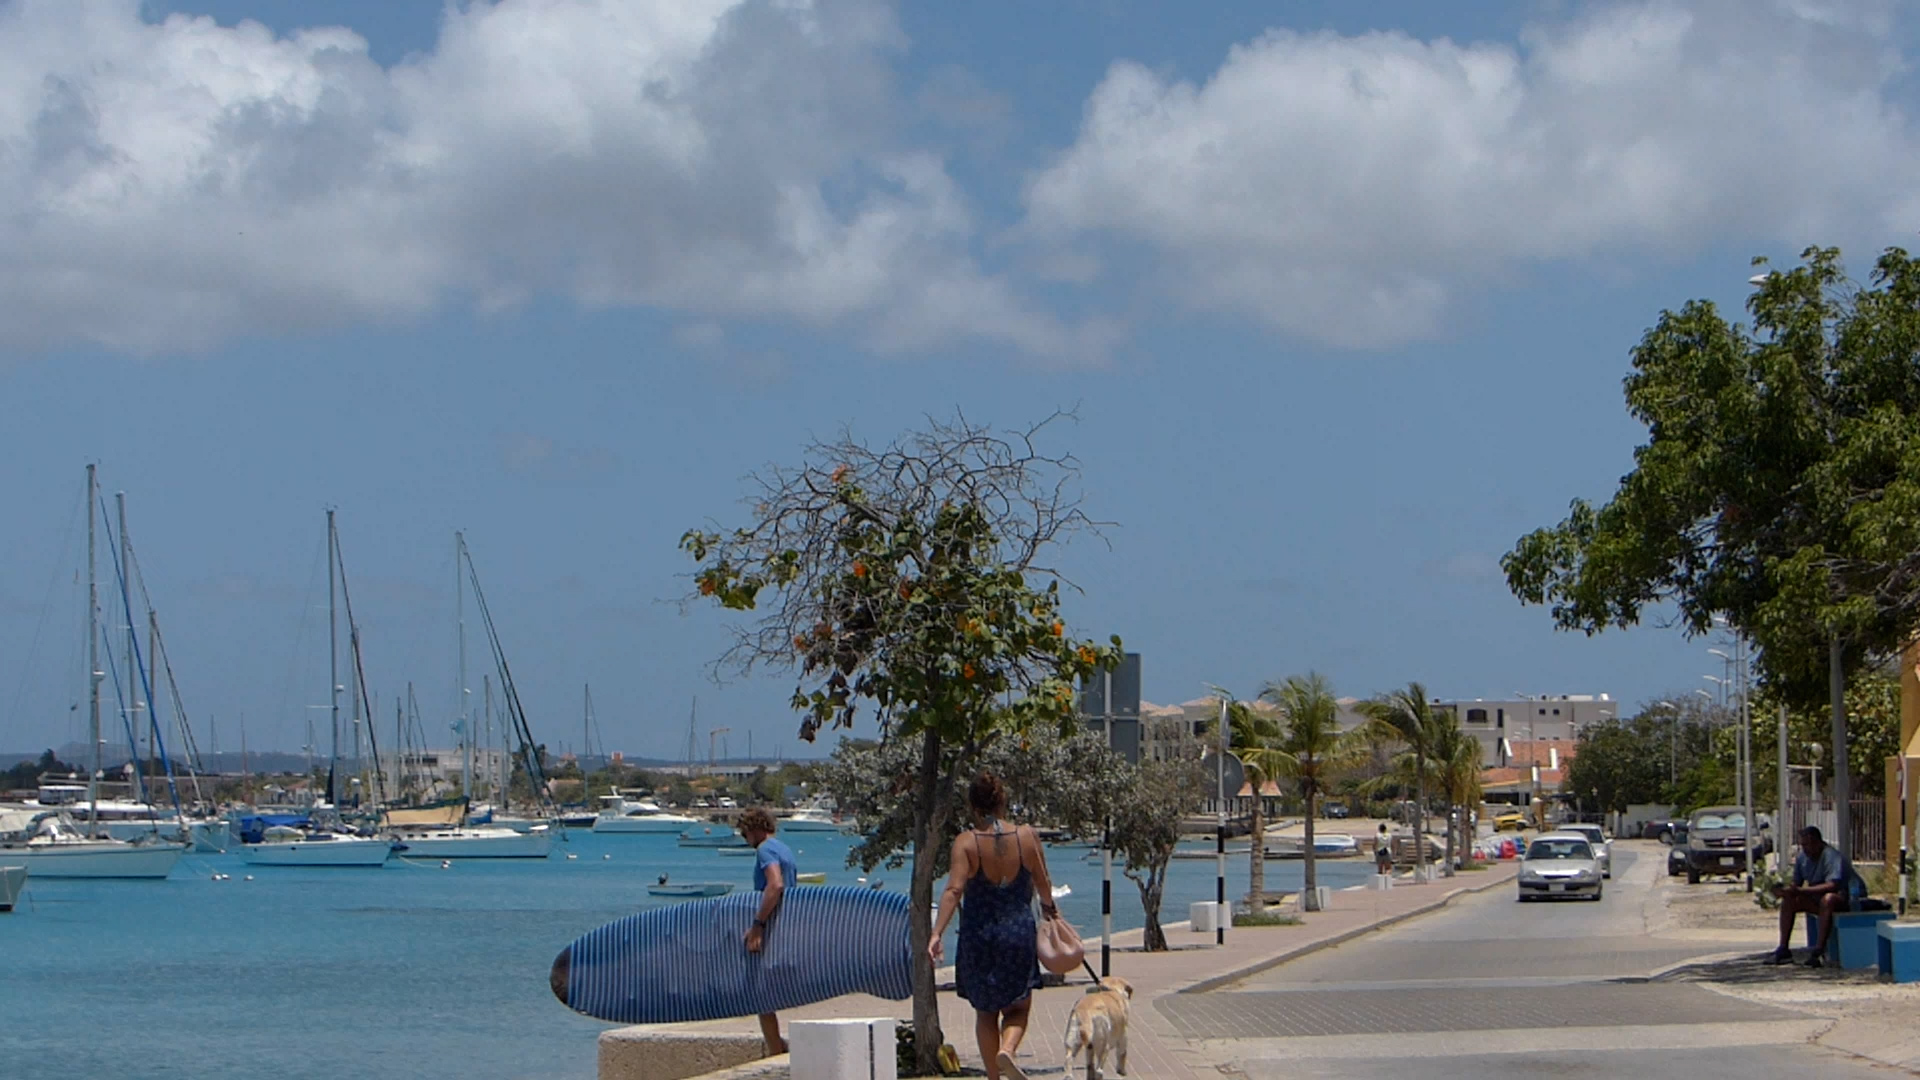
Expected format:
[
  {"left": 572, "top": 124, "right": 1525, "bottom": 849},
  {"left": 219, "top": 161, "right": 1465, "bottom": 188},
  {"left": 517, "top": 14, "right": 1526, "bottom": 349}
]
[
  {"left": 677, "top": 826, "right": 748, "bottom": 849},
  {"left": 647, "top": 881, "right": 734, "bottom": 898},
  {"left": 795, "top": 872, "right": 827, "bottom": 884}
]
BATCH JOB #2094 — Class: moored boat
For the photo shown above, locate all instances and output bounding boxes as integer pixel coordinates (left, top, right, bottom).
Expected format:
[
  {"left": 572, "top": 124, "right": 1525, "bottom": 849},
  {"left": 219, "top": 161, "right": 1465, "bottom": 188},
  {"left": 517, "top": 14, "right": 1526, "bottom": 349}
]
[
  {"left": 780, "top": 800, "right": 849, "bottom": 833},
  {"left": 238, "top": 824, "right": 394, "bottom": 867},
  {"left": 647, "top": 881, "right": 733, "bottom": 898},
  {"left": 392, "top": 824, "right": 553, "bottom": 859},
  {"left": 0, "top": 810, "right": 185, "bottom": 879},
  {"left": 593, "top": 793, "right": 699, "bottom": 834},
  {"left": 677, "top": 826, "right": 747, "bottom": 849}
]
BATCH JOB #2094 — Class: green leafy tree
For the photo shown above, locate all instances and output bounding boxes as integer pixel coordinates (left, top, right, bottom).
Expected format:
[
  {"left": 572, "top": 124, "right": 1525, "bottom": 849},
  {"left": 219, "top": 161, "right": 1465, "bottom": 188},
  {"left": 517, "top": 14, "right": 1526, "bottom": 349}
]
[
  {"left": 1503, "top": 247, "right": 1920, "bottom": 856},
  {"left": 680, "top": 414, "right": 1121, "bottom": 1074},
  {"left": 1263, "top": 673, "right": 1370, "bottom": 908},
  {"left": 1358, "top": 683, "right": 1443, "bottom": 869},
  {"left": 1565, "top": 717, "right": 1669, "bottom": 814},
  {"left": 1109, "top": 755, "right": 1207, "bottom": 951}
]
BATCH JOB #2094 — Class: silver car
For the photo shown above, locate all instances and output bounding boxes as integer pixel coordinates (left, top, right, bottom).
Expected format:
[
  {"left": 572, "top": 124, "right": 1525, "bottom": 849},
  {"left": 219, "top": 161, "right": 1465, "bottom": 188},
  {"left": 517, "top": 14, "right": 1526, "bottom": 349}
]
[
  {"left": 1559, "top": 823, "right": 1611, "bottom": 879},
  {"left": 1516, "top": 833, "right": 1604, "bottom": 901}
]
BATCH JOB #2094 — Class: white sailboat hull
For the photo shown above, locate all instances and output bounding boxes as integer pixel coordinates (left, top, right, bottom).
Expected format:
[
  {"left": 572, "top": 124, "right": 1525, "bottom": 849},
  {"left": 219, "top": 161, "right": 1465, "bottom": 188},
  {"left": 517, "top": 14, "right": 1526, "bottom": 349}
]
[
  {"left": 395, "top": 826, "right": 553, "bottom": 858},
  {"left": 0, "top": 865, "right": 25, "bottom": 910},
  {"left": 593, "top": 814, "right": 699, "bottom": 834},
  {"left": 189, "top": 820, "right": 231, "bottom": 853},
  {"left": 6, "top": 841, "right": 184, "bottom": 879},
  {"left": 239, "top": 837, "right": 394, "bottom": 866}
]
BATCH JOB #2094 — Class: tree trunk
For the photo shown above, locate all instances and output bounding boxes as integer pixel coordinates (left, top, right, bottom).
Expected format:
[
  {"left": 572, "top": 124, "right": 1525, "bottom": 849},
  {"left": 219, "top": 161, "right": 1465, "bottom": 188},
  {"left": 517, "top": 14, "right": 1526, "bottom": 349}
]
[
  {"left": 1414, "top": 749, "right": 1426, "bottom": 875},
  {"left": 1442, "top": 803, "right": 1456, "bottom": 877},
  {"left": 1830, "top": 635, "right": 1852, "bottom": 859},
  {"left": 1138, "top": 867, "right": 1168, "bottom": 951},
  {"left": 907, "top": 728, "right": 946, "bottom": 1077},
  {"left": 1247, "top": 780, "right": 1267, "bottom": 913},
  {"left": 1302, "top": 788, "right": 1320, "bottom": 910}
]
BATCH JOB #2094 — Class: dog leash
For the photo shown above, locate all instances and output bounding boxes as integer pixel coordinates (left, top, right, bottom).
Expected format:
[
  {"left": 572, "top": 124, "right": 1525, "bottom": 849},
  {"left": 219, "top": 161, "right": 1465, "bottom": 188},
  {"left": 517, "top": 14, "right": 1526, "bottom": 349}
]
[{"left": 1081, "top": 958, "right": 1102, "bottom": 984}]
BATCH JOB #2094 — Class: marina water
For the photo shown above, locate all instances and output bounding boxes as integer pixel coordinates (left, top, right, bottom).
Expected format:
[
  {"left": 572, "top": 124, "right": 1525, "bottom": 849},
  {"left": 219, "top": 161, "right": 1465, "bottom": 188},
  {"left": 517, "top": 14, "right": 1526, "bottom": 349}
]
[{"left": 0, "top": 828, "right": 1376, "bottom": 1080}]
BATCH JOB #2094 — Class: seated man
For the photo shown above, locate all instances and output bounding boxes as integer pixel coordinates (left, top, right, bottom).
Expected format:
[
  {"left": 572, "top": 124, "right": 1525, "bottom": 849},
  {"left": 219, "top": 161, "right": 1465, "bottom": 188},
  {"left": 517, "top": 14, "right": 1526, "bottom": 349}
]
[{"left": 1769, "top": 825, "right": 1851, "bottom": 968}]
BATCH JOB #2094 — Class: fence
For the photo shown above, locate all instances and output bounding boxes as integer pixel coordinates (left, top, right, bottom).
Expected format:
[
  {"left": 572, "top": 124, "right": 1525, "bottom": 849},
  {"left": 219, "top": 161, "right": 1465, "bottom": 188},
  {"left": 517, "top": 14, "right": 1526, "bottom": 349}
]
[{"left": 1779, "top": 798, "right": 1885, "bottom": 862}]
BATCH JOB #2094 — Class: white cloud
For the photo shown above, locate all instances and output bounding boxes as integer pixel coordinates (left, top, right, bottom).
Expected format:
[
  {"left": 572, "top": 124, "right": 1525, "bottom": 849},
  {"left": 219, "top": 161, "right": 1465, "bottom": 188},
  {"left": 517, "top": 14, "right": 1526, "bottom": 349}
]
[
  {"left": 1025, "top": 0, "right": 1920, "bottom": 347},
  {"left": 0, "top": 0, "right": 1093, "bottom": 360}
]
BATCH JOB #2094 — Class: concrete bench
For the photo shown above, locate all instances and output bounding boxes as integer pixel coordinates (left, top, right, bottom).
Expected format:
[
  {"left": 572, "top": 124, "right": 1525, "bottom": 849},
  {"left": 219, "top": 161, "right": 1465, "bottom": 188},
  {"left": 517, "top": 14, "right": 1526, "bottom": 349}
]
[
  {"left": 1803, "top": 910, "right": 1894, "bottom": 969},
  {"left": 1878, "top": 921, "right": 1920, "bottom": 983}
]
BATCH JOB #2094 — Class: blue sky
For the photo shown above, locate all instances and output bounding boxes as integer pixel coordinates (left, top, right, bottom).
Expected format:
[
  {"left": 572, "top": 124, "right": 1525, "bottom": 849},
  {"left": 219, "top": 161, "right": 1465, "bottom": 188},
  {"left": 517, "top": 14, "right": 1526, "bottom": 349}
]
[{"left": 3, "top": 0, "right": 1918, "bottom": 762}]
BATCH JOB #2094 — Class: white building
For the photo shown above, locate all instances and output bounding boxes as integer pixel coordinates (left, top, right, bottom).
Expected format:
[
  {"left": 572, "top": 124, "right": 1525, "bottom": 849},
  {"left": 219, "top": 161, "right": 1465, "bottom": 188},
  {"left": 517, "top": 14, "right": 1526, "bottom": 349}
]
[{"left": 1437, "top": 694, "right": 1616, "bottom": 768}]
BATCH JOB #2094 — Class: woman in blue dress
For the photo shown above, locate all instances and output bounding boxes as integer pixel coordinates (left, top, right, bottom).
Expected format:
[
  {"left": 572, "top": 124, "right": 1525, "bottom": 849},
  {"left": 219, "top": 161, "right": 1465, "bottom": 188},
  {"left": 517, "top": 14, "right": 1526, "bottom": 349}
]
[{"left": 929, "top": 771, "right": 1061, "bottom": 1080}]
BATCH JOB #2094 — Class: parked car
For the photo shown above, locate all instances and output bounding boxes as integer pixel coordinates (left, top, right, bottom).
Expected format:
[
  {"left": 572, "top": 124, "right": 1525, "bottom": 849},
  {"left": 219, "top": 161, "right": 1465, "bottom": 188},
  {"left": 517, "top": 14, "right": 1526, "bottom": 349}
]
[
  {"left": 1558, "top": 823, "right": 1611, "bottom": 879},
  {"left": 1324, "top": 803, "right": 1351, "bottom": 819},
  {"left": 1667, "top": 841, "right": 1689, "bottom": 877},
  {"left": 1682, "top": 806, "right": 1749, "bottom": 884},
  {"left": 1493, "top": 811, "right": 1528, "bottom": 832},
  {"left": 1517, "top": 833, "right": 1604, "bottom": 902}
]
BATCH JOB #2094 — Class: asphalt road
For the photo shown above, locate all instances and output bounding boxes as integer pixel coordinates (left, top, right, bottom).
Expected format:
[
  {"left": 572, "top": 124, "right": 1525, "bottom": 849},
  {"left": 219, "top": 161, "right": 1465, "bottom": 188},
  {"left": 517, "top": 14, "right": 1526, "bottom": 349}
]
[{"left": 1164, "top": 846, "right": 1886, "bottom": 1079}]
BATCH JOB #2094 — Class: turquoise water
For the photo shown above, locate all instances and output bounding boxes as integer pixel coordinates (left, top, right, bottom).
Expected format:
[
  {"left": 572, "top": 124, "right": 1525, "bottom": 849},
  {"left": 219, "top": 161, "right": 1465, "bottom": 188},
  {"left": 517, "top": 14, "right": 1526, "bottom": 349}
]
[{"left": 0, "top": 829, "right": 1374, "bottom": 1080}]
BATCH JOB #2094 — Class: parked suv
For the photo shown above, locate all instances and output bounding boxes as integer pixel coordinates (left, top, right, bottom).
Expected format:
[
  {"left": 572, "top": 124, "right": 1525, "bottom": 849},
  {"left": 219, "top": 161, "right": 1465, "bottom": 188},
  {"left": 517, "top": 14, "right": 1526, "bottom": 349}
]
[{"left": 1682, "top": 806, "right": 1749, "bottom": 884}]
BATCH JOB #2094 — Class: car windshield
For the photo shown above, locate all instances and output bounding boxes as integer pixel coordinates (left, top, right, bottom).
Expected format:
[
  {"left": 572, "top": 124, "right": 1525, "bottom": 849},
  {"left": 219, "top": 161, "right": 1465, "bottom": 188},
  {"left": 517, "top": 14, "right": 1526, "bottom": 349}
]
[
  {"left": 1527, "top": 839, "right": 1593, "bottom": 861},
  {"left": 1695, "top": 813, "right": 1745, "bottom": 830},
  {"left": 1568, "top": 826, "right": 1602, "bottom": 839}
]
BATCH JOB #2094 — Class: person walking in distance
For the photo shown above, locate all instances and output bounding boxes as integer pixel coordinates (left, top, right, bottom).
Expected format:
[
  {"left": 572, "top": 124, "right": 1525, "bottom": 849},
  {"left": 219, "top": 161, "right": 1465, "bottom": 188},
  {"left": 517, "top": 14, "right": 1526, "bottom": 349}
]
[
  {"left": 738, "top": 807, "right": 798, "bottom": 1054},
  {"left": 1375, "top": 822, "right": 1393, "bottom": 875},
  {"left": 929, "top": 772, "right": 1060, "bottom": 1080}
]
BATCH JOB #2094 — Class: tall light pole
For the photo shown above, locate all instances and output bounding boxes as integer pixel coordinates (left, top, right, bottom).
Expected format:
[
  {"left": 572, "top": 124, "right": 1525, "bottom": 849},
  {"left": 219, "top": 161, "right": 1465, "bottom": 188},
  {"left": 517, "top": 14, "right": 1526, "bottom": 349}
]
[{"left": 1656, "top": 700, "right": 1679, "bottom": 787}]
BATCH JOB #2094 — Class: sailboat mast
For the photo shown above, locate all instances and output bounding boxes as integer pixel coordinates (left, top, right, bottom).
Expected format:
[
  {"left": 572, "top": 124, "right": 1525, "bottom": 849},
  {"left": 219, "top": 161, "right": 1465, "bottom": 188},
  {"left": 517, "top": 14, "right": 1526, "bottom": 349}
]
[
  {"left": 583, "top": 684, "right": 591, "bottom": 776},
  {"left": 86, "top": 465, "right": 101, "bottom": 837},
  {"left": 118, "top": 490, "right": 144, "bottom": 803},
  {"left": 457, "top": 532, "right": 471, "bottom": 807},
  {"left": 327, "top": 510, "right": 340, "bottom": 808},
  {"left": 484, "top": 674, "right": 495, "bottom": 803}
]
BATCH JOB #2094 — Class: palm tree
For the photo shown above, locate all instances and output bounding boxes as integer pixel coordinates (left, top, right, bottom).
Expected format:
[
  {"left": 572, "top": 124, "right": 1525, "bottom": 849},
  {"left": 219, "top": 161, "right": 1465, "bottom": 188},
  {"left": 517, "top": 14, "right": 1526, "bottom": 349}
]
[
  {"left": 1430, "top": 716, "right": 1484, "bottom": 872},
  {"left": 1261, "top": 673, "right": 1369, "bottom": 910},
  {"left": 1215, "top": 689, "right": 1284, "bottom": 913},
  {"left": 1358, "top": 682, "right": 1443, "bottom": 874}
]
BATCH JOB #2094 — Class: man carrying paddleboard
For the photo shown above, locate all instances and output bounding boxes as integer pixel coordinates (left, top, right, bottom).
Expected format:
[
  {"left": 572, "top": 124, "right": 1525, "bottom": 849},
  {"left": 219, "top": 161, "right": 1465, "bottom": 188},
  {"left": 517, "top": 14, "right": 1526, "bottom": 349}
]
[{"left": 739, "top": 807, "right": 799, "bottom": 1055}]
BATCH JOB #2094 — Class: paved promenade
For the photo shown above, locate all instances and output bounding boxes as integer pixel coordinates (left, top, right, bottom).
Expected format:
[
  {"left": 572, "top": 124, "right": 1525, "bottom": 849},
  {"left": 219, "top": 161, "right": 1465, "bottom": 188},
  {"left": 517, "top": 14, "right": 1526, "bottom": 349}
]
[{"left": 659, "top": 862, "right": 1521, "bottom": 1077}]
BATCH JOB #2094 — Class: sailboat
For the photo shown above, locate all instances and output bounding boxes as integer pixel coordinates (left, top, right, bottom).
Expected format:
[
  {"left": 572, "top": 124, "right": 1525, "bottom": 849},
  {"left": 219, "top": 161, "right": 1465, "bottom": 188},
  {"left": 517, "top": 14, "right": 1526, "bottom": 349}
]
[
  {"left": 237, "top": 510, "right": 392, "bottom": 868},
  {"left": 0, "top": 466, "right": 184, "bottom": 880},
  {"left": 378, "top": 533, "right": 554, "bottom": 860}
]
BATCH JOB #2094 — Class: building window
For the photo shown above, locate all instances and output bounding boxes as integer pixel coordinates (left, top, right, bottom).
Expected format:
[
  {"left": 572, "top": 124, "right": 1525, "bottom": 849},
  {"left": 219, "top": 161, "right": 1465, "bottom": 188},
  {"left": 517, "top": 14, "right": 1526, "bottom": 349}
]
[
  {"left": 1552, "top": 708, "right": 1560, "bottom": 716},
  {"left": 1496, "top": 709, "right": 1505, "bottom": 728},
  {"left": 1466, "top": 708, "right": 1488, "bottom": 724}
]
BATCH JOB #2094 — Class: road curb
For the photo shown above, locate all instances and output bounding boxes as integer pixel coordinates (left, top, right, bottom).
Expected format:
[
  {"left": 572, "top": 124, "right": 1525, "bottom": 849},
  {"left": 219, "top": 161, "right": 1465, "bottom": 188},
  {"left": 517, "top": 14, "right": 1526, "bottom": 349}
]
[{"left": 1176, "top": 866, "right": 1519, "bottom": 995}]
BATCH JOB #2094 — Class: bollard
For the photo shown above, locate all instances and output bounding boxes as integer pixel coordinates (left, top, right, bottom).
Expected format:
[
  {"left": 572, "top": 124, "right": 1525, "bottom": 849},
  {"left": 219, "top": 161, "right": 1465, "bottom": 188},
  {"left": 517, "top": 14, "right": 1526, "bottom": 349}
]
[{"left": 790, "top": 1018, "right": 896, "bottom": 1080}]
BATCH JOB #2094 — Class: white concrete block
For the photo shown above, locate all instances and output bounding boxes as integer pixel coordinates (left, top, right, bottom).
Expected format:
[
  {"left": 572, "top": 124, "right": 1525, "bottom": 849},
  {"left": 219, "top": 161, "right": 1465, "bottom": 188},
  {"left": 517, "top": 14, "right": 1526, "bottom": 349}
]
[
  {"left": 790, "top": 1018, "right": 896, "bottom": 1080},
  {"left": 1189, "top": 901, "right": 1230, "bottom": 932},
  {"left": 1369, "top": 873, "right": 1394, "bottom": 891}
]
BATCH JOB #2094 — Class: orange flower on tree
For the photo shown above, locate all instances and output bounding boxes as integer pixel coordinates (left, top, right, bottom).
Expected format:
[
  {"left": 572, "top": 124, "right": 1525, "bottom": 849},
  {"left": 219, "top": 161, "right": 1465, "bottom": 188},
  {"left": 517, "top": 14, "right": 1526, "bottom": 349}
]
[
  {"left": 852, "top": 561, "right": 868, "bottom": 578},
  {"left": 698, "top": 577, "right": 716, "bottom": 596},
  {"left": 831, "top": 464, "right": 850, "bottom": 484},
  {"left": 1050, "top": 621, "right": 1064, "bottom": 637},
  {"left": 962, "top": 662, "right": 977, "bottom": 680},
  {"left": 1077, "top": 645, "right": 1097, "bottom": 664}
]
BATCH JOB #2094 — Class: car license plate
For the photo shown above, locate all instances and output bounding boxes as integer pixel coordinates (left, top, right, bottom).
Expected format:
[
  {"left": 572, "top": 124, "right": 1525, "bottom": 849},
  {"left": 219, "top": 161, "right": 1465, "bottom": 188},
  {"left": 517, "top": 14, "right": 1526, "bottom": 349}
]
[
  {"left": 1550, "top": 884, "right": 1565, "bottom": 893},
  {"left": 1719, "top": 857, "right": 1735, "bottom": 866}
]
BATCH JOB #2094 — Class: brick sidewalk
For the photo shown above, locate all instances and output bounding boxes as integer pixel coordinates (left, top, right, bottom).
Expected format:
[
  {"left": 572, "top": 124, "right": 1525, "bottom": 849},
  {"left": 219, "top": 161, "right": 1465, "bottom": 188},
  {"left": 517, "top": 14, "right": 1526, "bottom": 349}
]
[{"left": 648, "top": 863, "right": 1519, "bottom": 1078}]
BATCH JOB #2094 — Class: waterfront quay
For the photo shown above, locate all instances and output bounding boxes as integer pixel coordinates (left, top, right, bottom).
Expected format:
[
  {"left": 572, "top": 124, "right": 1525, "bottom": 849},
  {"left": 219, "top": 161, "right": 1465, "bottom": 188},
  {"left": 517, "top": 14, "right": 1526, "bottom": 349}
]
[{"left": 615, "top": 841, "right": 1920, "bottom": 1080}]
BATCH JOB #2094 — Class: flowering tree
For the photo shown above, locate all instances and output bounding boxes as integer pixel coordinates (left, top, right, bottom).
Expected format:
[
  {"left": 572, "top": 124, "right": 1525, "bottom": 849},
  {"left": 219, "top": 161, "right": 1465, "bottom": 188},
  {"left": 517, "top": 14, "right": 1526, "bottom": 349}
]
[{"left": 680, "top": 413, "right": 1122, "bottom": 1074}]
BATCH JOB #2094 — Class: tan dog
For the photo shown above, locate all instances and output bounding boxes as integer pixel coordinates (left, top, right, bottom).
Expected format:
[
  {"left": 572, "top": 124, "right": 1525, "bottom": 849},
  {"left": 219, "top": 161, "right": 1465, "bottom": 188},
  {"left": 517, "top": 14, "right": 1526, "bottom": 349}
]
[{"left": 1063, "top": 975, "right": 1132, "bottom": 1079}]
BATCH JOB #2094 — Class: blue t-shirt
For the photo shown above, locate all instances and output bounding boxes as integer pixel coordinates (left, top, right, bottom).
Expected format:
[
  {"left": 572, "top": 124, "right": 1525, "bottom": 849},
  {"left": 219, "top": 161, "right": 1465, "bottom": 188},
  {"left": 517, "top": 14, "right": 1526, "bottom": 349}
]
[
  {"left": 755, "top": 836, "right": 798, "bottom": 892},
  {"left": 1793, "top": 844, "right": 1848, "bottom": 889}
]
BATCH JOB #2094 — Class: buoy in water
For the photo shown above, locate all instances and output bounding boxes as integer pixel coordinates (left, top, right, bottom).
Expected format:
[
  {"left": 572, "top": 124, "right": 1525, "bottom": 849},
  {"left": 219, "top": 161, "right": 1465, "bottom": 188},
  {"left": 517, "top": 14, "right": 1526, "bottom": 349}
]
[
  {"left": 566, "top": 853, "right": 578, "bottom": 860},
  {"left": 243, "top": 875, "right": 254, "bottom": 881},
  {"left": 603, "top": 854, "right": 611, "bottom": 860}
]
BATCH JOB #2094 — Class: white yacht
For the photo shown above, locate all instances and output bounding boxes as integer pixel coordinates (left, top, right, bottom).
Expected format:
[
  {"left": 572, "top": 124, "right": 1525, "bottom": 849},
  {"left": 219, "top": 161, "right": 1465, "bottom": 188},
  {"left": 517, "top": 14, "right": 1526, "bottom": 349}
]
[
  {"left": 238, "top": 825, "right": 395, "bottom": 867},
  {"left": 0, "top": 809, "right": 185, "bottom": 879},
  {"left": 781, "top": 800, "right": 850, "bottom": 833},
  {"left": 391, "top": 824, "right": 554, "bottom": 859},
  {"left": 592, "top": 793, "right": 699, "bottom": 834},
  {"left": 0, "top": 864, "right": 24, "bottom": 911}
]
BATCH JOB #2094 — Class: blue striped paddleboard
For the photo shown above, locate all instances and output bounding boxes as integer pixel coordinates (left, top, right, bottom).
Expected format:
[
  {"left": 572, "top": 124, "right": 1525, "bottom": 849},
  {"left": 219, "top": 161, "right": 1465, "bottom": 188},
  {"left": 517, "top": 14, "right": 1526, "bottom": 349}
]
[{"left": 551, "top": 885, "right": 913, "bottom": 1024}]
